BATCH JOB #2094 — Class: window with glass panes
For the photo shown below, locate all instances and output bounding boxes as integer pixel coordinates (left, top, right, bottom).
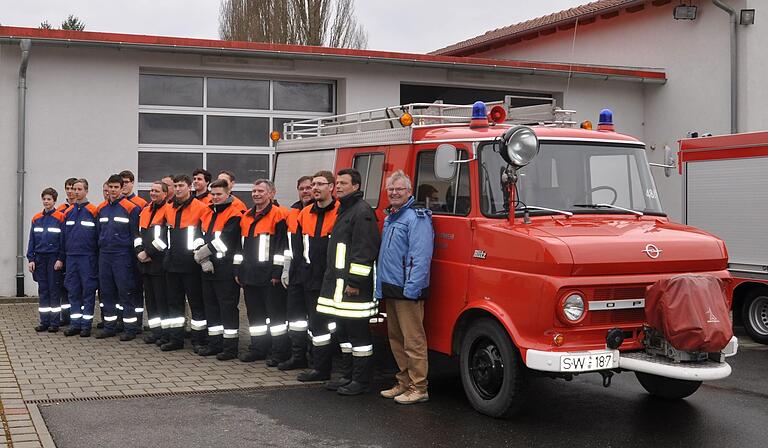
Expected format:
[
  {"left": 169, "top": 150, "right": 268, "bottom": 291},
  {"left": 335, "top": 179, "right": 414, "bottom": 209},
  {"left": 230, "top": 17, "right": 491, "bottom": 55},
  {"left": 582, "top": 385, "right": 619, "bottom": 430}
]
[{"left": 138, "top": 74, "right": 335, "bottom": 201}]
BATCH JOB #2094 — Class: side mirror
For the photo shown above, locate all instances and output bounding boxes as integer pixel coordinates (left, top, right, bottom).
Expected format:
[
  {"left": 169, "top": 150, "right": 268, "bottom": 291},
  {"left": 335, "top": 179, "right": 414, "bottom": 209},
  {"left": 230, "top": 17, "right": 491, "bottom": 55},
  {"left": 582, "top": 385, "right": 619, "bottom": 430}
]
[
  {"left": 434, "top": 144, "right": 458, "bottom": 180},
  {"left": 648, "top": 144, "right": 677, "bottom": 177},
  {"left": 664, "top": 145, "right": 676, "bottom": 178}
]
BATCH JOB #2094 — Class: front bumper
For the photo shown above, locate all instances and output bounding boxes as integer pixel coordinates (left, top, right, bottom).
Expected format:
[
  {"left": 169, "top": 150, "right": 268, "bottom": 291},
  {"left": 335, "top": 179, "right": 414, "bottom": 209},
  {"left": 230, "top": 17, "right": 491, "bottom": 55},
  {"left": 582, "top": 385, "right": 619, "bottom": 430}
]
[{"left": 524, "top": 336, "right": 738, "bottom": 381}]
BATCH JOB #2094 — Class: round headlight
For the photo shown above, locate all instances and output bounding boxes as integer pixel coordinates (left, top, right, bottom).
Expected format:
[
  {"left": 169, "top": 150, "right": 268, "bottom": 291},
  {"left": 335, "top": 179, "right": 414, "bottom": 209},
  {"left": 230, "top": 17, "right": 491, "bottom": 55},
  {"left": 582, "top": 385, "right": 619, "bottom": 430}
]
[
  {"left": 500, "top": 126, "right": 539, "bottom": 167},
  {"left": 563, "top": 293, "right": 585, "bottom": 322}
]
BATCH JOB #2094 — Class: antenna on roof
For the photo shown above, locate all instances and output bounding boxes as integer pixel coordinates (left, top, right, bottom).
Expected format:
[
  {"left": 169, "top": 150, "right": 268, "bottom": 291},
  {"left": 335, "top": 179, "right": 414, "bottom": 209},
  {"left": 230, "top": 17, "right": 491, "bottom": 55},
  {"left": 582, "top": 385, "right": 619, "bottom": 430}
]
[{"left": 565, "top": 17, "right": 579, "bottom": 100}]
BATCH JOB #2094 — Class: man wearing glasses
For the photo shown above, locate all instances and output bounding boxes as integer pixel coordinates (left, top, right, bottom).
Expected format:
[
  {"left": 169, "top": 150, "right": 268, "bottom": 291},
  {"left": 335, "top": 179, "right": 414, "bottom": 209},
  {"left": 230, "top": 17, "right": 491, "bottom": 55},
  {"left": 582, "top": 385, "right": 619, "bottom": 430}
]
[
  {"left": 376, "top": 170, "right": 434, "bottom": 404},
  {"left": 294, "top": 171, "right": 340, "bottom": 381}
]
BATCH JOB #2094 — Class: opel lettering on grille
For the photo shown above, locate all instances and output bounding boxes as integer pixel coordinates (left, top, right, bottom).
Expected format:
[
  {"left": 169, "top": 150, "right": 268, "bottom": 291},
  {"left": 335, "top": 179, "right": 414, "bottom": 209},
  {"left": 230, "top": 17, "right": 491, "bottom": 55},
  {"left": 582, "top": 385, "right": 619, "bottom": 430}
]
[{"left": 642, "top": 244, "right": 662, "bottom": 259}]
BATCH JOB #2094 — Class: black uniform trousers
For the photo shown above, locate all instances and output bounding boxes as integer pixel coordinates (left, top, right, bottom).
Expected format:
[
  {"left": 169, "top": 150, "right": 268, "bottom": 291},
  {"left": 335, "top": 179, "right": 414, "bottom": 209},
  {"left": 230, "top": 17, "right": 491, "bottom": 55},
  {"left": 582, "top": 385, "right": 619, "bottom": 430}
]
[
  {"left": 334, "top": 317, "right": 372, "bottom": 357},
  {"left": 202, "top": 277, "right": 240, "bottom": 338},
  {"left": 243, "top": 284, "right": 287, "bottom": 354},
  {"left": 305, "top": 289, "right": 334, "bottom": 347},
  {"left": 286, "top": 283, "right": 308, "bottom": 334},
  {"left": 142, "top": 273, "right": 166, "bottom": 335},
  {"left": 165, "top": 272, "right": 206, "bottom": 345}
]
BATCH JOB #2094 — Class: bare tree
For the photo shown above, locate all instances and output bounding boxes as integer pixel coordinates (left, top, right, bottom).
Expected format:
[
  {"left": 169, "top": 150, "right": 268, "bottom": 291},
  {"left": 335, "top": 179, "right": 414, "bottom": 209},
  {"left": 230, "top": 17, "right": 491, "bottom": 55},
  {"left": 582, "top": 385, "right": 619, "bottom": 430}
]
[
  {"left": 39, "top": 21, "right": 53, "bottom": 29},
  {"left": 219, "top": 0, "right": 367, "bottom": 49},
  {"left": 61, "top": 15, "right": 85, "bottom": 31}
]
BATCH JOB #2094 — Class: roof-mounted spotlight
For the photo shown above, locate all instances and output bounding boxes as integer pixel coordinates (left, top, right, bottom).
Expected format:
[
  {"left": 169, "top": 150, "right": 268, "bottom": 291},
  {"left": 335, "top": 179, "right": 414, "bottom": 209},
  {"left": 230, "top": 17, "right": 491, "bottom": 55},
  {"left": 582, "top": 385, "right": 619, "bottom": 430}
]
[
  {"left": 673, "top": 5, "right": 697, "bottom": 20},
  {"left": 740, "top": 9, "right": 755, "bottom": 26}
]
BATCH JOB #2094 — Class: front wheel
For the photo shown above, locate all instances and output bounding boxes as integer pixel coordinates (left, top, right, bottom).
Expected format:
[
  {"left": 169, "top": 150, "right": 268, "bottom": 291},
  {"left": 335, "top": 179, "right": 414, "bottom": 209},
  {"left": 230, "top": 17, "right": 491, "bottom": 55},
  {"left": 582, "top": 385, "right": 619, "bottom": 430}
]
[
  {"left": 741, "top": 288, "right": 768, "bottom": 345},
  {"left": 459, "top": 318, "right": 527, "bottom": 418},
  {"left": 635, "top": 372, "right": 702, "bottom": 400}
]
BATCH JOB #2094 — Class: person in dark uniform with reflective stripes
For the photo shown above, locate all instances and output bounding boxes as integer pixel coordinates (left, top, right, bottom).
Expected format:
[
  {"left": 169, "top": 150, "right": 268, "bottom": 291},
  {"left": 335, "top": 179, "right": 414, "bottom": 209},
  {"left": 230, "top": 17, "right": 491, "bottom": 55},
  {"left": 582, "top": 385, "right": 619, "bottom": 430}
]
[
  {"left": 233, "top": 179, "right": 290, "bottom": 365},
  {"left": 277, "top": 175, "right": 314, "bottom": 371},
  {"left": 28, "top": 188, "right": 66, "bottom": 332},
  {"left": 316, "top": 168, "right": 381, "bottom": 395},
  {"left": 134, "top": 181, "right": 170, "bottom": 345},
  {"left": 195, "top": 179, "right": 245, "bottom": 360},
  {"left": 56, "top": 177, "right": 78, "bottom": 326},
  {"left": 162, "top": 174, "right": 209, "bottom": 352},
  {"left": 95, "top": 174, "right": 141, "bottom": 341},
  {"left": 61, "top": 178, "right": 99, "bottom": 337},
  {"left": 295, "top": 171, "right": 341, "bottom": 383}
]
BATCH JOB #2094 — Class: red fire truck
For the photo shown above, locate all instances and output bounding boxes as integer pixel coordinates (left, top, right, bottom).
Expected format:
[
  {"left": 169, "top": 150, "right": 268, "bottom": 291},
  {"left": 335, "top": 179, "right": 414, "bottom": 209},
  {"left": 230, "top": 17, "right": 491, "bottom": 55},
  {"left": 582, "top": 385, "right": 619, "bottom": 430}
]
[
  {"left": 274, "top": 97, "right": 738, "bottom": 417},
  {"left": 679, "top": 132, "right": 768, "bottom": 345}
]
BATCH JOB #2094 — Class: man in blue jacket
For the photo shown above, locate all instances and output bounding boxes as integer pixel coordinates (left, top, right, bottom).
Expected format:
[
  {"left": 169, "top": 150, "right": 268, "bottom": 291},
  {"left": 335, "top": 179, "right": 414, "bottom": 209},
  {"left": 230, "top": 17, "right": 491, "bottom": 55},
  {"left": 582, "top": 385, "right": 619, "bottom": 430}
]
[
  {"left": 61, "top": 179, "right": 100, "bottom": 337},
  {"left": 95, "top": 174, "right": 141, "bottom": 340},
  {"left": 375, "top": 170, "right": 434, "bottom": 405}
]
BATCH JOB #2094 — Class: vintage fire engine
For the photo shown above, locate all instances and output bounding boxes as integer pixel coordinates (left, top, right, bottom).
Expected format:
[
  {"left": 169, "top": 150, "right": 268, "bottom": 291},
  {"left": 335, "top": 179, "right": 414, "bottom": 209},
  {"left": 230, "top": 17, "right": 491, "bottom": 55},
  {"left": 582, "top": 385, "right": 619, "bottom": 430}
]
[
  {"left": 679, "top": 131, "right": 768, "bottom": 345},
  {"left": 273, "top": 97, "right": 738, "bottom": 417}
]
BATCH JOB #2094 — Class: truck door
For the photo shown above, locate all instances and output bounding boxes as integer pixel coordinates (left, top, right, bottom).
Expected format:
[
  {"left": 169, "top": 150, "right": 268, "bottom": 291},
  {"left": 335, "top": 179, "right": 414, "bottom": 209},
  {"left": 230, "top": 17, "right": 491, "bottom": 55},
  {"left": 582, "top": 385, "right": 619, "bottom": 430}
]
[{"left": 413, "top": 145, "right": 473, "bottom": 355}]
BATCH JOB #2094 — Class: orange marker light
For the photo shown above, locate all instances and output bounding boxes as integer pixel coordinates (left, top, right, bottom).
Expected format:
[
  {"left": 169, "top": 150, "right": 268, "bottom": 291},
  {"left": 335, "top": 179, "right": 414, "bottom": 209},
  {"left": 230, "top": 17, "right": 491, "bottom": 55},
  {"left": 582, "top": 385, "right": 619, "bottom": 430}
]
[
  {"left": 580, "top": 120, "right": 593, "bottom": 130},
  {"left": 399, "top": 113, "right": 414, "bottom": 127},
  {"left": 553, "top": 333, "right": 565, "bottom": 346},
  {"left": 270, "top": 131, "right": 281, "bottom": 142}
]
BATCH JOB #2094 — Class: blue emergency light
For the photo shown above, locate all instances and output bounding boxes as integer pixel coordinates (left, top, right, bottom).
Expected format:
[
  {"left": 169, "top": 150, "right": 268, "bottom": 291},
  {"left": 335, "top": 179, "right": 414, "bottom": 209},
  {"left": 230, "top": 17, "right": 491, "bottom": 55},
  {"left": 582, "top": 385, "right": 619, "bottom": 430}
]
[
  {"left": 470, "top": 101, "right": 489, "bottom": 129},
  {"left": 472, "top": 101, "right": 487, "bottom": 119},
  {"left": 597, "top": 108, "right": 615, "bottom": 132},
  {"left": 599, "top": 109, "right": 613, "bottom": 125}
]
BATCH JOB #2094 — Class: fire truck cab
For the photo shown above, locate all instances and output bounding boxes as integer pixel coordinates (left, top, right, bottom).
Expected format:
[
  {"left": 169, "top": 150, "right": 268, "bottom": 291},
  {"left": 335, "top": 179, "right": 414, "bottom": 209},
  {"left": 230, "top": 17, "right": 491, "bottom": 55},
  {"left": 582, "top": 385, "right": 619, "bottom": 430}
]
[{"left": 274, "top": 97, "right": 738, "bottom": 418}]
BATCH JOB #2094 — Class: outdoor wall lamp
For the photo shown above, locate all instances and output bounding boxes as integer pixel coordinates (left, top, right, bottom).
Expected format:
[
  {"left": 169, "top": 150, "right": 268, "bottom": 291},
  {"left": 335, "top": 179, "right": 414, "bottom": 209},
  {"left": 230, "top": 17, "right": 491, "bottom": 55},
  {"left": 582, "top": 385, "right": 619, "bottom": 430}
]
[
  {"left": 673, "top": 5, "right": 698, "bottom": 20},
  {"left": 740, "top": 9, "right": 755, "bottom": 25}
]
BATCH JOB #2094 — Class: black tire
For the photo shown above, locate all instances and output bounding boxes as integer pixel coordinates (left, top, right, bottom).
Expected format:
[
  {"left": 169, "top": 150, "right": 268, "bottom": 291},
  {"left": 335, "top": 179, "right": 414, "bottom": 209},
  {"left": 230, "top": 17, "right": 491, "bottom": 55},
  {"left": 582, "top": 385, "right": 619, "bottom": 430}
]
[
  {"left": 635, "top": 372, "right": 702, "bottom": 400},
  {"left": 741, "top": 288, "right": 768, "bottom": 345},
  {"left": 459, "top": 318, "right": 527, "bottom": 418}
]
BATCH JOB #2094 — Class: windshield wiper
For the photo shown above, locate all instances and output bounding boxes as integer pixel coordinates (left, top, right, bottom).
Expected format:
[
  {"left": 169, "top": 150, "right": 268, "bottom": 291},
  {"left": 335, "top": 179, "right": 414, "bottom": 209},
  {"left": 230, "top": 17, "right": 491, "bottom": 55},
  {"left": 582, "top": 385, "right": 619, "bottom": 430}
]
[
  {"left": 572, "top": 203, "right": 644, "bottom": 216},
  {"left": 516, "top": 205, "right": 573, "bottom": 217}
]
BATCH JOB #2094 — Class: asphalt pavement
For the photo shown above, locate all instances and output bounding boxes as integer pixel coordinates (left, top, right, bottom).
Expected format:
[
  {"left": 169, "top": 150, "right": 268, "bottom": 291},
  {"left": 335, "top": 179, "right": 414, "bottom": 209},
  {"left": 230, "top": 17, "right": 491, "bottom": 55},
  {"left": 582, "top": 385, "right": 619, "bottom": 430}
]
[{"left": 39, "top": 338, "right": 768, "bottom": 448}]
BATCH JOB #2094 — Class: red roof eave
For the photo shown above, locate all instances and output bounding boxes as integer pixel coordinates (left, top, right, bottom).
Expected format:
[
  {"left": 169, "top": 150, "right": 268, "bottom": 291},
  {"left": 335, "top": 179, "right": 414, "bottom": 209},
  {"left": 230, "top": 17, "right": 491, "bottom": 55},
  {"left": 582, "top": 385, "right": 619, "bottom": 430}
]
[{"left": 0, "top": 26, "right": 665, "bottom": 82}]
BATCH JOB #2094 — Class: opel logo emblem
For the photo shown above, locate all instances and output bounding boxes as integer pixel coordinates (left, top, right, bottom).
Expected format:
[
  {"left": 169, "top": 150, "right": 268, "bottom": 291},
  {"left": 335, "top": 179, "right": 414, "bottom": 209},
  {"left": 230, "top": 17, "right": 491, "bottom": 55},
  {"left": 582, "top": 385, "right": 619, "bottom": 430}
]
[{"left": 642, "top": 244, "right": 662, "bottom": 259}]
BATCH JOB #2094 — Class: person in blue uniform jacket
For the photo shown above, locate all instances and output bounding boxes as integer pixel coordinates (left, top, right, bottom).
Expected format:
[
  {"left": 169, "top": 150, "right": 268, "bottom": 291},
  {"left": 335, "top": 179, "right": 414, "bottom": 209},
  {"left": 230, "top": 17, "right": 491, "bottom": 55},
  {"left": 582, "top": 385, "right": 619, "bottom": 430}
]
[
  {"left": 27, "top": 187, "right": 66, "bottom": 332},
  {"left": 95, "top": 174, "right": 141, "bottom": 341},
  {"left": 61, "top": 179, "right": 100, "bottom": 337}
]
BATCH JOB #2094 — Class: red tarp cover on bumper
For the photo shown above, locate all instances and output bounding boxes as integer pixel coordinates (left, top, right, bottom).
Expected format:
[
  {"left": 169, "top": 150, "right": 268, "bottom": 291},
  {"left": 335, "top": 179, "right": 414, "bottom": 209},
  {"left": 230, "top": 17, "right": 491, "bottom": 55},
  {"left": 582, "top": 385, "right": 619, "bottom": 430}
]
[{"left": 645, "top": 275, "right": 733, "bottom": 352}]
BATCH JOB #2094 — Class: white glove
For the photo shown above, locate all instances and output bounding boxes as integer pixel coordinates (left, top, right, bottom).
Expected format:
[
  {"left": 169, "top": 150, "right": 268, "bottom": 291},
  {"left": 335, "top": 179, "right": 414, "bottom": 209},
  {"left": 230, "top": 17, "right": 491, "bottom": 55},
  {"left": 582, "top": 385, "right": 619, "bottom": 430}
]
[
  {"left": 201, "top": 259, "right": 215, "bottom": 274},
  {"left": 194, "top": 244, "right": 213, "bottom": 264},
  {"left": 281, "top": 260, "right": 290, "bottom": 289}
]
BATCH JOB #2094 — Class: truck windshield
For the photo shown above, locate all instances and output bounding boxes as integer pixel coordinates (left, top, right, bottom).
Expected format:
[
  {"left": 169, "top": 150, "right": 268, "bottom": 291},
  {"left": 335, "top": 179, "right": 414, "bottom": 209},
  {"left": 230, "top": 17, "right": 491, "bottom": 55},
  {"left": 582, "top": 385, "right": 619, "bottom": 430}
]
[{"left": 479, "top": 141, "right": 664, "bottom": 217}]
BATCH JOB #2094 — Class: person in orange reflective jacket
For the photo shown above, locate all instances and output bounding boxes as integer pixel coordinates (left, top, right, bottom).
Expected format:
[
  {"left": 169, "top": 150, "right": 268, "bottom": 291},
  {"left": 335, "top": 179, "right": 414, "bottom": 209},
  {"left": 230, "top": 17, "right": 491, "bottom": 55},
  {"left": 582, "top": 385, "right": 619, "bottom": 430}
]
[
  {"left": 162, "top": 174, "right": 209, "bottom": 352},
  {"left": 192, "top": 168, "right": 212, "bottom": 206},
  {"left": 194, "top": 178, "right": 245, "bottom": 360},
  {"left": 233, "top": 179, "right": 290, "bottom": 365},
  {"left": 134, "top": 181, "right": 170, "bottom": 345},
  {"left": 294, "top": 171, "right": 341, "bottom": 382},
  {"left": 277, "top": 175, "right": 314, "bottom": 371}
]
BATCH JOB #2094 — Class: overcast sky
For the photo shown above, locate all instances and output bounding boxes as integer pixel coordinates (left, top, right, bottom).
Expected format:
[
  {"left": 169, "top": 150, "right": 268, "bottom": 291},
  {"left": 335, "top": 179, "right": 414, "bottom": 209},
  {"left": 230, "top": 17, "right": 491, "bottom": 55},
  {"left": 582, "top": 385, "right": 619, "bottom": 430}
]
[{"left": 0, "top": 0, "right": 587, "bottom": 53}]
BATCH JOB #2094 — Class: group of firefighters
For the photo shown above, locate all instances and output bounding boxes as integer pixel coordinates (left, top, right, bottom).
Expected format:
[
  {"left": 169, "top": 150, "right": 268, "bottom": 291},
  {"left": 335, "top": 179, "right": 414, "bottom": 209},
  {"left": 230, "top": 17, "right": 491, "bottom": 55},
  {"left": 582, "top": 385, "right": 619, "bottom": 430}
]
[{"left": 27, "top": 166, "right": 433, "bottom": 403}]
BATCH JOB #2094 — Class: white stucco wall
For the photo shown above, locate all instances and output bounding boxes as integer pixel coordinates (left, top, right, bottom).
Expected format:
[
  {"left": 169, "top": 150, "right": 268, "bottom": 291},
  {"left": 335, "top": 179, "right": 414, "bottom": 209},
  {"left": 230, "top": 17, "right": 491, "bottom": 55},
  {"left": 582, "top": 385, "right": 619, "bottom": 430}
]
[
  {"left": 0, "top": 40, "right": 647, "bottom": 296},
  {"left": 466, "top": 1, "right": 763, "bottom": 223}
]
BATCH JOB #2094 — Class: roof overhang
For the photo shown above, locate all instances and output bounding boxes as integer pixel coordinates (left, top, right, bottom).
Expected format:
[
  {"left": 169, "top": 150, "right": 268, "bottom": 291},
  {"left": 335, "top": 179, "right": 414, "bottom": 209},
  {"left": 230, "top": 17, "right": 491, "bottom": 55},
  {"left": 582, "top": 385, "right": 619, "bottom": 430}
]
[
  {"left": 432, "top": 0, "right": 662, "bottom": 56},
  {"left": 0, "top": 26, "right": 666, "bottom": 84}
]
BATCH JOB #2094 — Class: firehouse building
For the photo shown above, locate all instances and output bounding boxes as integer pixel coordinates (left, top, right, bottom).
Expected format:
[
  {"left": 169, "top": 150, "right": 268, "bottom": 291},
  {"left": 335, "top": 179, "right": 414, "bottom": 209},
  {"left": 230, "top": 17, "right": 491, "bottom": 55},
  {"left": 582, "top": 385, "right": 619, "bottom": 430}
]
[{"left": 0, "top": 0, "right": 763, "bottom": 296}]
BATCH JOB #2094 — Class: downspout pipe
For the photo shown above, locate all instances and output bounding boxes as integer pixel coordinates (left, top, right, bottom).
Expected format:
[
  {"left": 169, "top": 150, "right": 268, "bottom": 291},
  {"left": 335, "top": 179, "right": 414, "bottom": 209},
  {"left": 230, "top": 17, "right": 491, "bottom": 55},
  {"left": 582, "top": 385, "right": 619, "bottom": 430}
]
[
  {"left": 712, "top": 0, "right": 738, "bottom": 134},
  {"left": 17, "top": 39, "right": 31, "bottom": 297}
]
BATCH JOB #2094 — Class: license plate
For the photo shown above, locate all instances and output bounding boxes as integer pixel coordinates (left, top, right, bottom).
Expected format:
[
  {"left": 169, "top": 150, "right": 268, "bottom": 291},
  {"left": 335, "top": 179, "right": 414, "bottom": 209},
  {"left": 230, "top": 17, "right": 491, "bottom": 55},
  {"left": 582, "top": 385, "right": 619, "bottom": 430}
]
[{"left": 560, "top": 352, "right": 614, "bottom": 372}]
